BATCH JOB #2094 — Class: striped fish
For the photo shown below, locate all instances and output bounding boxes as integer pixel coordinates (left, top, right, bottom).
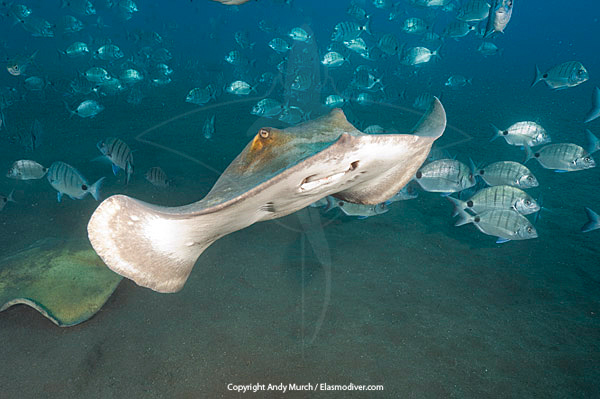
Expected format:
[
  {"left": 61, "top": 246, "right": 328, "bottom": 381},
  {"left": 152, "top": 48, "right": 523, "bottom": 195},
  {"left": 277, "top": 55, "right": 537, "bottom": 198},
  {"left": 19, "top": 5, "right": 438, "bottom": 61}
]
[
  {"left": 531, "top": 61, "right": 589, "bottom": 90},
  {"left": 455, "top": 209, "right": 538, "bottom": 243},
  {"left": 378, "top": 33, "right": 400, "bottom": 55},
  {"left": 457, "top": 0, "right": 490, "bottom": 22},
  {"left": 447, "top": 185, "right": 539, "bottom": 216},
  {"left": 402, "top": 17, "right": 430, "bottom": 35},
  {"left": 414, "top": 159, "right": 475, "bottom": 193},
  {"left": 145, "top": 167, "right": 169, "bottom": 188},
  {"left": 490, "top": 121, "right": 550, "bottom": 147},
  {"left": 476, "top": 161, "right": 538, "bottom": 188},
  {"left": 6, "top": 159, "right": 47, "bottom": 180},
  {"left": 97, "top": 137, "right": 134, "bottom": 183},
  {"left": 47, "top": 161, "right": 105, "bottom": 202},
  {"left": 524, "top": 143, "right": 596, "bottom": 172},
  {"left": 331, "top": 19, "right": 371, "bottom": 42}
]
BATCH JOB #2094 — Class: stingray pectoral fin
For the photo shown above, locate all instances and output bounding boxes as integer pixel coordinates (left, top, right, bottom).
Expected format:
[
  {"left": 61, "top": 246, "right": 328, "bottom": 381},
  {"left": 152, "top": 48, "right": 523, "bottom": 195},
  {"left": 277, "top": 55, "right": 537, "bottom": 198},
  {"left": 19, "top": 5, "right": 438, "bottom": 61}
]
[
  {"left": 87, "top": 195, "right": 219, "bottom": 293},
  {"left": 411, "top": 97, "right": 446, "bottom": 139}
]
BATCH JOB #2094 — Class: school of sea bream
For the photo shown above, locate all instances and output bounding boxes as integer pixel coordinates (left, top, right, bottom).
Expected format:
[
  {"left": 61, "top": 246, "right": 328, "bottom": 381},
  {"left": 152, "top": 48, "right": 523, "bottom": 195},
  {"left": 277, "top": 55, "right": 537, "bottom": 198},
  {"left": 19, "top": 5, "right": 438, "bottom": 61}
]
[{"left": 1, "top": 0, "right": 599, "bottom": 243}]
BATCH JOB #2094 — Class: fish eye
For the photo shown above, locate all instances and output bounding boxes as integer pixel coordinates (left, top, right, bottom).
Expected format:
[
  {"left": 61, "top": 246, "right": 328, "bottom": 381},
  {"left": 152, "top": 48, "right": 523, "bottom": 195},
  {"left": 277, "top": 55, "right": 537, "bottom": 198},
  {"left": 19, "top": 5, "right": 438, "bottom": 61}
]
[
  {"left": 527, "top": 226, "right": 532, "bottom": 233},
  {"left": 259, "top": 128, "right": 270, "bottom": 139},
  {"left": 82, "top": 184, "right": 88, "bottom": 190},
  {"left": 525, "top": 200, "right": 531, "bottom": 205}
]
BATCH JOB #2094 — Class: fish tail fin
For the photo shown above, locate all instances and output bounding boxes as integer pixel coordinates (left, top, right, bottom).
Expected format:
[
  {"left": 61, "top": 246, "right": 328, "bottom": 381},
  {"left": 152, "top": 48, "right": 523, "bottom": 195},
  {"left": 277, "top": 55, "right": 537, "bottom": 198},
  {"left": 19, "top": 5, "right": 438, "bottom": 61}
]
[
  {"left": 489, "top": 123, "right": 501, "bottom": 142},
  {"left": 6, "top": 189, "right": 15, "bottom": 203},
  {"left": 531, "top": 65, "right": 543, "bottom": 87},
  {"left": 364, "top": 15, "right": 372, "bottom": 35},
  {"left": 446, "top": 196, "right": 466, "bottom": 218},
  {"left": 87, "top": 195, "right": 219, "bottom": 293},
  {"left": 586, "top": 129, "right": 600, "bottom": 154},
  {"left": 323, "top": 196, "right": 337, "bottom": 212},
  {"left": 581, "top": 207, "right": 600, "bottom": 233},
  {"left": 584, "top": 87, "right": 600, "bottom": 123},
  {"left": 89, "top": 177, "right": 106, "bottom": 201},
  {"left": 453, "top": 207, "right": 473, "bottom": 227},
  {"left": 63, "top": 100, "right": 75, "bottom": 118},
  {"left": 523, "top": 145, "right": 533, "bottom": 164}
]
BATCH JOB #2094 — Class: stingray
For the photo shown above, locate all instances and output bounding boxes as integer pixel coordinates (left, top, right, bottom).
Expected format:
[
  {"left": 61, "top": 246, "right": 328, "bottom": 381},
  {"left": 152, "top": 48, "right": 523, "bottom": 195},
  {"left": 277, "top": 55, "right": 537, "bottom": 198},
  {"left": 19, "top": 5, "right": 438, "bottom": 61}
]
[
  {"left": 87, "top": 98, "right": 446, "bottom": 293},
  {"left": 0, "top": 238, "right": 122, "bottom": 326}
]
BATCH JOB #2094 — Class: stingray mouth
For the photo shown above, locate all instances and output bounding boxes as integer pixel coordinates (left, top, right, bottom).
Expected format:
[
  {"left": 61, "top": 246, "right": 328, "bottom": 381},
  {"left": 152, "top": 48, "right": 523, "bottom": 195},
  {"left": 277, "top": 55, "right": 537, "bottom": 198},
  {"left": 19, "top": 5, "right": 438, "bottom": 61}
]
[{"left": 299, "top": 161, "right": 359, "bottom": 192}]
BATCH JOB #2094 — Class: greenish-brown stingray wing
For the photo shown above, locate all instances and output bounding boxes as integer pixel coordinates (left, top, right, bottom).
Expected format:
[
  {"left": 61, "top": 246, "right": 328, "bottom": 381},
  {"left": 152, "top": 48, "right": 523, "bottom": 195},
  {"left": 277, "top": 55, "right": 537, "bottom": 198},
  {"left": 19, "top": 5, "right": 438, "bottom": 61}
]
[
  {"left": 0, "top": 238, "right": 122, "bottom": 327},
  {"left": 199, "top": 109, "right": 362, "bottom": 208}
]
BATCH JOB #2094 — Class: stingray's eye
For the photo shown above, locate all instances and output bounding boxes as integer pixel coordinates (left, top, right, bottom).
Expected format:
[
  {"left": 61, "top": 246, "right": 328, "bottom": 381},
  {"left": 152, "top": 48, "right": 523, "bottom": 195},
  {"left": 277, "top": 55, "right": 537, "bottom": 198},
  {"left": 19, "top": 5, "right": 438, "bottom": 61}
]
[{"left": 259, "top": 128, "right": 270, "bottom": 139}]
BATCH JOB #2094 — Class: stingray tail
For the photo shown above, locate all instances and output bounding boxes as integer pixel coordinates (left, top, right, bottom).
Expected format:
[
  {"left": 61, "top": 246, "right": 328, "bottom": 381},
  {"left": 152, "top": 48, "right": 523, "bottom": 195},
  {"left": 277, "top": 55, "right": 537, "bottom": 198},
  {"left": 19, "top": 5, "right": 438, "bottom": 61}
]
[{"left": 87, "top": 195, "right": 219, "bottom": 293}]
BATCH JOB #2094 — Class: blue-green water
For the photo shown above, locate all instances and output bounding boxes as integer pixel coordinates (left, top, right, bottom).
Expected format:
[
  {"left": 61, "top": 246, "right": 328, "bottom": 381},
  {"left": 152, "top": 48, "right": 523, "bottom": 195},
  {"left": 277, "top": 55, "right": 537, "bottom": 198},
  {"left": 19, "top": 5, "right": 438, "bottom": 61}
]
[{"left": 0, "top": 1, "right": 599, "bottom": 397}]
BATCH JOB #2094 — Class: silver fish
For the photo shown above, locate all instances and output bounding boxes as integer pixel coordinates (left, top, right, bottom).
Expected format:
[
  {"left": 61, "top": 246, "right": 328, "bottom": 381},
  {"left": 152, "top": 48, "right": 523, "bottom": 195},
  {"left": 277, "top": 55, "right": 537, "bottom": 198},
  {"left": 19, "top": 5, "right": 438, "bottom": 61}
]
[
  {"left": 444, "top": 21, "right": 476, "bottom": 38},
  {"left": 414, "top": 159, "right": 475, "bottom": 193},
  {"left": 445, "top": 75, "right": 472, "bottom": 88},
  {"left": 234, "top": 30, "right": 255, "bottom": 49},
  {"left": 18, "top": 15, "right": 55, "bottom": 37},
  {"left": 68, "top": 99, "right": 104, "bottom": 118},
  {"left": 145, "top": 167, "right": 169, "bottom": 188},
  {"left": 6, "top": 160, "right": 47, "bottom": 180},
  {"left": 119, "top": 69, "right": 144, "bottom": 84},
  {"left": 386, "top": 184, "right": 418, "bottom": 202},
  {"left": 402, "top": 17, "right": 430, "bottom": 35},
  {"left": 62, "top": 41, "right": 89, "bottom": 58},
  {"left": 85, "top": 67, "right": 111, "bottom": 83},
  {"left": 202, "top": 115, "right": 215, "bottom": 140},
  {"left": 490, "top": 121, "right": 550, "bottom": 147},
  {"left": 347, "top": 2, "right": 369, "bottom": 20},
  {"left": 400, "top": 46, "right": 438, "bottom": 66},
  {"left": 227, "top": 80, "right": 255, "bottom": 95},
  {"left": 97, "top": 137, "right": 134, "bottom": 183},
  {"left": 321, "top": 51, "right": 348, "bottom": 67},
  {"left": 485, "top": 0, "right": 514, "bottom": 38},
  {"left": 524, "top": 143, "right": 595, "bottom": 172},
  {"left": 186, "top": 87, "right": 215, "bottom": 105},
  {"left": 448, "top": 185, "right": 539, "bottom": 216},
  {"left": 413, "top": 93, "right": 435, "bottom": 110},
  {"left": 331, "top": 19, "right": 371, "bottom": 42},
  {"left": 457, "top": 0, "right": 490, "bottom": 22},
  {"left": 251, "top": 98, "right": 283, "bottom": 117},
  {"left": 378, "top": 33, "right": 401, "bottom": 55},
  {"left": 455, "top": 208, "right": 538, "bottom": 243},
  {"left": 288, "top": 27, "right": 311, "bottom": 42},
  {"left": 324, "top": 95, "right": 347, "bottom": 108},
  {"left": 95, "top": 44, "right": 124, "bottom": 61},
  {"left": 47, "top": 161, "right": 104, "bottom": 202},
  {"left": 477, "top": 41, "right": 503, "bottom": 57},
  {"left": 268, "top": 38, "right": 291, "bottom": 53},
  {"left": 325, "top": 197, "right": 389, "bottom": 219},
  {"left": 531, "top": 61, "right": 589, "bottom": 90},
  {"left": 476, "top": 161, "right": 538, "bottom": 188}
]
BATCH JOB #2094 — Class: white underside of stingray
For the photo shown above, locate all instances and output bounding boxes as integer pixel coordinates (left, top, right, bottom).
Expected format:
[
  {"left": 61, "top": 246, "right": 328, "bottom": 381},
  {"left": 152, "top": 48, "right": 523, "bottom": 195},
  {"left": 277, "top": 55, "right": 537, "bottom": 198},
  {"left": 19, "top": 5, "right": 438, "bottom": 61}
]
[{"left": 88, "top": 98, "right": 447, "bottom": 293}]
